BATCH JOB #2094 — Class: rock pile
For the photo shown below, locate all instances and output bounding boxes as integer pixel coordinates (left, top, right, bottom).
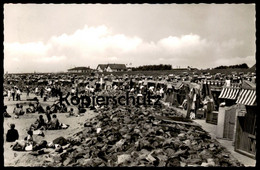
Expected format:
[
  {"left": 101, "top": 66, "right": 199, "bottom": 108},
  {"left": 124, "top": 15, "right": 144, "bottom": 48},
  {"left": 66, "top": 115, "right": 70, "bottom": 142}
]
[{"left": 42, "top": 105, "right": 243, "bottom": 167}]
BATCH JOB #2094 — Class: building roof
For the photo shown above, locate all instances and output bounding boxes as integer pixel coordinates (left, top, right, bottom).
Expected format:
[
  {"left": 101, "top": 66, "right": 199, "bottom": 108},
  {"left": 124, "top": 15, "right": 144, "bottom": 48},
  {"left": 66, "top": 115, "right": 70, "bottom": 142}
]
[
  {"left": 250, "top": 64, "right": 256, "bottom": 70},
  {"left": 107, "top": 64, "right": 127, "bottom": 70},
  {"left": 68, "top": 67, "right": 91, "bottom": 71},
  {"left": 97, "top": 64, "right": 108, "bottom": 70},
  {"left": 97, "top": 64, "right": 127, "bottom": 70}
]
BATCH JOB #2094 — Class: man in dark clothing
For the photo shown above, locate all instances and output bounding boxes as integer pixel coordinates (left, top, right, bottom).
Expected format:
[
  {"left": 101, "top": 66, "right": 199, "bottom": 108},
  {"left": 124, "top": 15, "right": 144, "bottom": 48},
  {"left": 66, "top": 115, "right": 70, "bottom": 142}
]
[
  {"left": 26, "top": 86, "right": 30, "bottom": 96},
  {"left": 6, "top": 124, "right": 19, "bottom": 142},
  {"left": 11, "top": 88, "right": 15, "bottom": 101},
  {"left": 36, "top": 102, "right": 45, "bottom": 113},
  {"left": 40, "top": 88, "right": 44, "bottom": 98}
]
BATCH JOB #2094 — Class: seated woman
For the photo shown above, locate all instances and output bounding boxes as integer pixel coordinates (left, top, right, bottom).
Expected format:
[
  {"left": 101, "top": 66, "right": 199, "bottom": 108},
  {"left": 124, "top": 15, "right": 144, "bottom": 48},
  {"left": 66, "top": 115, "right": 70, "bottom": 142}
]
[
  {"left": 30, "top": 115, "right": 46, "bottom": 130},
  {"left": 4, "top": 105, "right": 11, "bottom": 118},
  {"left": 11, "top": 130, "right": 35, "bottom": 151},
  {"left": 67, "top": 107, "right": 81, "bottom": 117},
  {"left": 13, "top": 104, "right": 25, "bottom": 116},
  {"left": 13, "top": 104, "right": 19, "bottom": 114},
  {"left": 26, "top": 103, "right": 36, "bottom": 113},
  {"left": 24, "top": 130, "right": 34, "bottom": 143},
  {"left": 36, "top": 102, "right": 45, "bottom": 113},
  {"left": 47, "top": 114, "right": 60, "bottom": 130}
]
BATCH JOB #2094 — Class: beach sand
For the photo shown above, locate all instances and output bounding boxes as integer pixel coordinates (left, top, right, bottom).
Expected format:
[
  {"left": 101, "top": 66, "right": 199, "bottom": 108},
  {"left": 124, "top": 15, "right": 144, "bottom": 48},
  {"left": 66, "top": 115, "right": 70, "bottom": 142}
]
[{"left": 3, "top": 93, "right": 97, "bottom": 167}]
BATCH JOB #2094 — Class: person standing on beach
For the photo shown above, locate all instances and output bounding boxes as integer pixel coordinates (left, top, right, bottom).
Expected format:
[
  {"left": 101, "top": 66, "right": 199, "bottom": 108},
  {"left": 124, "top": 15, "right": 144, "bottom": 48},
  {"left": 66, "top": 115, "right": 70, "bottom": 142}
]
[
  {"left": 15, "top": 88, "right": 19, "bottom": 101},
  {"left": 35, "top": 86, "right": 39, "bottom": 95},
  {"left": 45, "top": 106, "right": 52, "bottom": 123},
  {"left": 11, "top": 87, "right": 15, "bottom": 101},
  {"left": 7, "top": 89, "right": 11, "bottom": 101},
  {"left": 16, "top": 88, "right": 21, "bottom": 101},
  {"left": 40, "top": 88, "right": 44, "bottom": 98},
  {"left": 26, "top": 86, "right": 30, "bottom": 96}
]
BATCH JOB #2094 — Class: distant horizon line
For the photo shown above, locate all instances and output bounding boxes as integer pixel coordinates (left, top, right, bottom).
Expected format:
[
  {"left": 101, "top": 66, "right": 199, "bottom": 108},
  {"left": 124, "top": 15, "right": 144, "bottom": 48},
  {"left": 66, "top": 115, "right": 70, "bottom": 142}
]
[
  {"left": 5, "top": 62, "right": 254, "bottom": 74},
  {"left": 5, "top": 68, "right": 253, "bottom": 75}
]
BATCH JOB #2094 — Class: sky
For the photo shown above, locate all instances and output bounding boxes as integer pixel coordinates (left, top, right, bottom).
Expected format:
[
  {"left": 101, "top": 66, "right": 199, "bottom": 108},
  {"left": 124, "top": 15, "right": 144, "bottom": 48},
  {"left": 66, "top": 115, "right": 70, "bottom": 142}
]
[{"left": 4, "top": 4, "right": 256, "bottom": 73}]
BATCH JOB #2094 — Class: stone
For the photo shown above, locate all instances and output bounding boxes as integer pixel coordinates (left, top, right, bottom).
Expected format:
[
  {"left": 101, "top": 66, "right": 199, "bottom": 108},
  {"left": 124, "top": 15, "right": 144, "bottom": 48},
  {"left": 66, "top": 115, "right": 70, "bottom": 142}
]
[
  {"left": 82, "top": 158, "right": 93, "bottom": 166},
  {"left": 183, "top": 140, "right": 191, "bottom": 147},
  {"left": 166, "top": 157, "right": 181, "bottom": 166},
  {"left": 74, "top": 151, "right": 85, "bottom": 159},
  {"left": 207, "top": 158, "right": 215, "bottom": 166},
  {"left": 201, "top": 162, "right": 209, "bottom": 167},
  {"left": 165, "top": 148, "right": 175, "bottom": 157},
  {"left": 117, "top": 154, "right": 131, "bottom": 165},
  {"left": 146, "top": 153, "right": 156, "bottom": 163},
  {"left": 63, "top": 157, "right": 74, "bottom": 166},
  {"left": 96, "top": 128, "right": 102, "bottom": 134},
  {"left": 180, "top": 162, "right": 186, "bottom": 167},
  {"left": 52, "top": 154, "right": 62, "bottom": 163},
  {"left": 92, "top": 158, "right": 104, "bottom": 166}
]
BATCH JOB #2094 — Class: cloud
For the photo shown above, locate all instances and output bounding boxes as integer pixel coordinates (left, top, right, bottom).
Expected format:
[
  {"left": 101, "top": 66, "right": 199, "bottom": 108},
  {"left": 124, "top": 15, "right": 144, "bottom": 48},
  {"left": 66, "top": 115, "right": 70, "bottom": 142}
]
[
  {"left": 4, "top": 25, "right": 255, "bottom": 73},
  {"left": 4, "top": 41, "right": 49, "bottom": 57},
  {"left": 34, "top": 55, "right": 67, "bottom": 63}
]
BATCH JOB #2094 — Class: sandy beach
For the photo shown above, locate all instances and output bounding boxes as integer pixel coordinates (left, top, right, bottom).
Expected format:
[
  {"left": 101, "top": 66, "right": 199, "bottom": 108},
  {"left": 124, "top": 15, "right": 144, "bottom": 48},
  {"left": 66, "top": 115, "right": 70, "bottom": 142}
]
[{"left": 4, "top": 93, "right": 97, "bottom": 166}]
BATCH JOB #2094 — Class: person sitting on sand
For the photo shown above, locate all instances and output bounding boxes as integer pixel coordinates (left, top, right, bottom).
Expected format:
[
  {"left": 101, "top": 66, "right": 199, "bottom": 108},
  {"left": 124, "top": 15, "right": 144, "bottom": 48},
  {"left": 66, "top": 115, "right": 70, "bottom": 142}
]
[
  {"left": 68, "top": 108, "right": 75, "bottom": 117},
  {"left": 13, "top": 103, "right": 19, "bottom": 114},
  {"left": 6, "top": 124, "right": 19, "bottom": 142},
  {"left": 47, "top": 114, "right": 60, "bottom": 130},
  {"left": 36, "top": 102, "right": 45, "bottom": 113},
  {"left": 68, "top": 107, "right": 82, "bottom": 117},
  {"left": 24, "top": 130, "right": 34, "bottom": 145},
  {"left": 3, "top": 105, "right": 11, "bottom": 118},
  {"left": 26, "top": 103, "right": 36, "bottom": 113},
  {"left": 11, "top": 130, "right": 35, "bottom": 151},
  {"left": 13, "top": 104, "right": 25, "bottom": 116},
  {"left": 30, "top": 115, "right": 46, "bottom": 130}
]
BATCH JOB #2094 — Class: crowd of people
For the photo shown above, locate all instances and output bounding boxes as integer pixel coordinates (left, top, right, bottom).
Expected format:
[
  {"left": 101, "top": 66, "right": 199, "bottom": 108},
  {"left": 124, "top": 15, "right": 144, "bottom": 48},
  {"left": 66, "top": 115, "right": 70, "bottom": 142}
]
[{"left": 3, "top": 71, "right": 256, "bottom": 154}]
